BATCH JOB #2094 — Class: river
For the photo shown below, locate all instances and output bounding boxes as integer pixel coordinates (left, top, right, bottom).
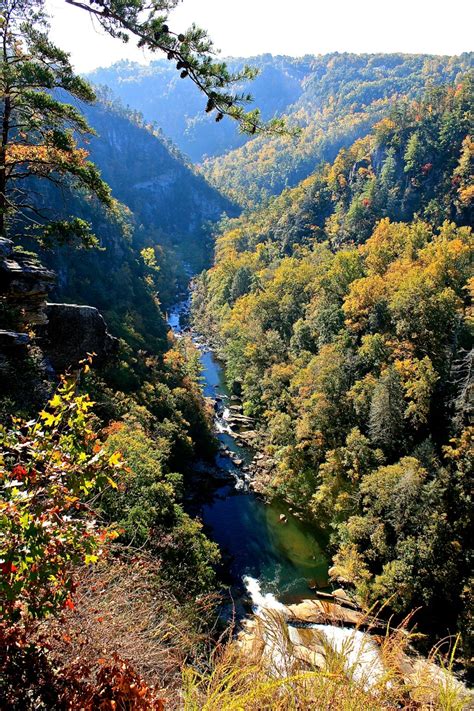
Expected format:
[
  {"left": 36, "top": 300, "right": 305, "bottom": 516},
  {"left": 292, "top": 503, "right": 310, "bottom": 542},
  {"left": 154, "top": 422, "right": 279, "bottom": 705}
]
[
  {"left": 166, "top": 301, "right": 459, "bottom": 694},
  {"left": 167, "top": 298, "right": 329, "bottom": 610}
]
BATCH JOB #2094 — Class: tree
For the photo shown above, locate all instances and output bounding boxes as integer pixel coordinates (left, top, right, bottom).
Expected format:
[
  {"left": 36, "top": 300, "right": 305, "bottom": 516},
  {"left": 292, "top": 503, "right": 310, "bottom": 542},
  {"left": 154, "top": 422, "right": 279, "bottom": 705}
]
[
  {"left": 403, "top": 131, "right": 425, "bottom": 175},
  {"left": 62, "top": 0, "right": 287, "bottom": 136},
  {"left": 379, "top": 147, "right": 400, "bottom": 215},
  {"left": 230, "top": 265, "right": 253, "bottom": 303},
  {"left": 0, "top": 0, "right": 113, "bottom": 241},
  {"left": 369, "top": 366, "right": 405, "bottom": 456}
]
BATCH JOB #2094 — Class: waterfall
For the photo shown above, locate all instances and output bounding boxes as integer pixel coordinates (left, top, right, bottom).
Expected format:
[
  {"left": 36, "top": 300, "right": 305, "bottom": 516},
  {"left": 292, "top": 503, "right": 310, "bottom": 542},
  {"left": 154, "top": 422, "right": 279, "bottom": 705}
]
[
  {"left": 244, "top": 575, "right": 287, "bottom": 614},
  {"left": 243, "top": 576, "right": 385, "bottom": 687}
]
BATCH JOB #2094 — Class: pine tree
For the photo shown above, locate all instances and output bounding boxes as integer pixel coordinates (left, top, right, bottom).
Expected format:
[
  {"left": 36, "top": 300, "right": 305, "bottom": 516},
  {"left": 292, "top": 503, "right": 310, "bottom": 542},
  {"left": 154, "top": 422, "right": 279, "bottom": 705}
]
[
  {"left": 369, "top": 366, "right": 405, "bottom": 456},
  {"left": 0, "top": 0, "right": 114, "bottom": 242},
  {"left": 403, "top": 131, "right": 424, "bottom": 174},
  {"left": 62, "top": 0, "right": 287, "bottom": 136}
]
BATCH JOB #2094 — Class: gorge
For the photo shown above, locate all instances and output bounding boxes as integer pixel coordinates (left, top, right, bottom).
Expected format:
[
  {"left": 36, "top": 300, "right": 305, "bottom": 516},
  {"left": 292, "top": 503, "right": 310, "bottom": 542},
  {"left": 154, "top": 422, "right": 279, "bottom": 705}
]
[
  {"left": 0, "top": 3, "right": 472, "bottom": 704},
  {"left": 167, "top": 295, "right": 329, "bottom": 611}
]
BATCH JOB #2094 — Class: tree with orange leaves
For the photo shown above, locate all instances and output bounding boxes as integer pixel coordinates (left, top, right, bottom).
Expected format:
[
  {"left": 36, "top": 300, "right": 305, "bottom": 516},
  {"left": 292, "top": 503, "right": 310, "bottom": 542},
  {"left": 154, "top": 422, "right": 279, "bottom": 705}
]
[{"left": 0, "top": 0, "right": 112, "bottom": 244}]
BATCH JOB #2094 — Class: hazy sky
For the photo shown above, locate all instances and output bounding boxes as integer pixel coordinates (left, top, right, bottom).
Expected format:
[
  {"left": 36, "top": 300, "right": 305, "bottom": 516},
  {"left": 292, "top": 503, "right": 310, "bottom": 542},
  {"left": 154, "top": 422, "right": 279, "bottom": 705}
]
[{"left": 46, "top": 0, "right": 474, "bottom": 73}]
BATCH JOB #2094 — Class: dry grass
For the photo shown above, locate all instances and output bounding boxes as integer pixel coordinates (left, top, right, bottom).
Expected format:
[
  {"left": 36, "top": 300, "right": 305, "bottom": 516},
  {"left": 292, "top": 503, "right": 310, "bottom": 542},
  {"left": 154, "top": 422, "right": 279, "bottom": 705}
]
[
  {"left": 181, "top": 609, "right": 473, "bottom": 711},
  {"left": 37, "top": 551, "right": 219, "bottom": 709},
  {"left": 183, "top": 650, "right": 391, "bottom": 710}
]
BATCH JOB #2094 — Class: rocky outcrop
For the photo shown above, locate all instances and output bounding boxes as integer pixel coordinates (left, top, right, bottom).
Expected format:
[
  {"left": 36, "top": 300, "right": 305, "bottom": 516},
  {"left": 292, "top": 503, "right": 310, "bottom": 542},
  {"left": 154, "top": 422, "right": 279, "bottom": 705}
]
[
  {"left": 0, "top": 330, "right": 30, "bottom": 351},
  {"left": 0, "top": 239, "right": 118, "bottom": 373},
  {"left": 42, "top": 303, "right": 118, "bottom": 372},
  {"left": 0, "top": 238, "right": 55, "bottom": 328}
]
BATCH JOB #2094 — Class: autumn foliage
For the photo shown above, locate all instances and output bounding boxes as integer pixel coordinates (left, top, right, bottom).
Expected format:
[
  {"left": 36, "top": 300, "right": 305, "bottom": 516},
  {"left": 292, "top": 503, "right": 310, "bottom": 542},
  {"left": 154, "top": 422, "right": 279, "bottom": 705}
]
[{"left": 0, "top": 366, "right": 123, "bottom": 622}]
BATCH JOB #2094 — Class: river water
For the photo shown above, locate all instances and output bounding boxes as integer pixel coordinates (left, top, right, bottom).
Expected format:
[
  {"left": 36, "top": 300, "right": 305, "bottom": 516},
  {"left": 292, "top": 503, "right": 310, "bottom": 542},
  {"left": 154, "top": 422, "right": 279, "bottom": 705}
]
[
  {"left": 167, "top": 301, "right": 413, "bottom": 690},
  {"left": 167, "top": 299, "right": 329, "bottom": 607}
]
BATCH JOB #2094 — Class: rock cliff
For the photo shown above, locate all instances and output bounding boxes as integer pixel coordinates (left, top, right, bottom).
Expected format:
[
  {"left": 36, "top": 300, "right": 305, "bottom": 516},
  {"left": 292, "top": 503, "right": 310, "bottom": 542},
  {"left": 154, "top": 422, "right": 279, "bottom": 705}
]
[
  {"left": 0, "top": 238, "right": 117, "bottom": 377},
  {"left": 42, "top": 303, "right": 118, "bottom": 372}
]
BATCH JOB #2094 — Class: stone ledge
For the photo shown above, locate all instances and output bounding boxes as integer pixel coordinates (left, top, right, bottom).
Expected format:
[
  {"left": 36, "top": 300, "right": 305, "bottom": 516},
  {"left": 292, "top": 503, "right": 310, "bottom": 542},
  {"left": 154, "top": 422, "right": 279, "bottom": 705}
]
[
  {"left": 0, "top": 329, "right": 31, "bottom": 350},
  {"left": 41, "top": 302, "right": 119, "bottom": 371}
]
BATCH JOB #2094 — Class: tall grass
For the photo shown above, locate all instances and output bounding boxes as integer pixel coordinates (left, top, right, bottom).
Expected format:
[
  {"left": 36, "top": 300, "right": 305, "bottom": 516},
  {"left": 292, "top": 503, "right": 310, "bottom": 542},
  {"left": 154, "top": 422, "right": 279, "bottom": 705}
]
[{"left": 181, "top": 609, "right": 472, "bottom": 710}]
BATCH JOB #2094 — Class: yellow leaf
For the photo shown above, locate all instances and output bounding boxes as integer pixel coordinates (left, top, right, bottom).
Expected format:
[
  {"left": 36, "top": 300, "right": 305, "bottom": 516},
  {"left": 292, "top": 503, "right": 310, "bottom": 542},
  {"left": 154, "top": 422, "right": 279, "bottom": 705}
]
[
  {"left": 39, "top": 410, "right": 56, "bottom": 427},
  {"left": 49, "top": 394, "right": 62, "bottom": 408},
  {"left": 108, "top": 451, "right": 122, "bottom": 467}
]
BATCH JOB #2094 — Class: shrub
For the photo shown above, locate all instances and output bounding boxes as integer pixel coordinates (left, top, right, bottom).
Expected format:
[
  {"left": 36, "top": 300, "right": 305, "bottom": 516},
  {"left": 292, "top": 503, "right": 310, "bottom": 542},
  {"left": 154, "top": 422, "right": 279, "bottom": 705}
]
[{"left": 0, "top": 367, "right": 122, "bottom": 621}]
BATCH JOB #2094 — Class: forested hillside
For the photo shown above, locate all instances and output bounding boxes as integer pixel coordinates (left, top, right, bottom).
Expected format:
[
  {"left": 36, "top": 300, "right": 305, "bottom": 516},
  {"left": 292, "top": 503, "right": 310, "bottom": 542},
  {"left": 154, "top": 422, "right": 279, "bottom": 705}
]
[
  {"left": 81, "top": 94, "right": 238, "bottom": 268},
  {"left": 203, "top": 53, "right": 473, "bottom": 206},
  {"left": 193, "top": 77, "right": 474, "bottom": 650}
]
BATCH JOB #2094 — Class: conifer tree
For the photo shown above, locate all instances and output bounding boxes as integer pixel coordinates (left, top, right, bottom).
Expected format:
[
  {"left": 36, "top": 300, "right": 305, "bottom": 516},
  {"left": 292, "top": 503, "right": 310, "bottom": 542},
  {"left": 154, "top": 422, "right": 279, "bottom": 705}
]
[
  {"left": 0, "top": 0, "right": 112, "bottom": 242},
  {"left": 369, "top": 366, "right": 406, "bottom": 456},
  {"left": 62, "top": 0, "right": 287, "bottom": 136}
]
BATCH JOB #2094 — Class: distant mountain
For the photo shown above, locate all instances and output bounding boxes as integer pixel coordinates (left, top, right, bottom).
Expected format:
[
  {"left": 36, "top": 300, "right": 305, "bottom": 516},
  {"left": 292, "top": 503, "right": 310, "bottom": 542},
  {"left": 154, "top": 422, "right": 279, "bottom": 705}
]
[
  {"left": 87, "top": 53, "right": 473, "bottom": 209},
  {"left": 86, "top": 55, "right": 312, "bottom": 161}
]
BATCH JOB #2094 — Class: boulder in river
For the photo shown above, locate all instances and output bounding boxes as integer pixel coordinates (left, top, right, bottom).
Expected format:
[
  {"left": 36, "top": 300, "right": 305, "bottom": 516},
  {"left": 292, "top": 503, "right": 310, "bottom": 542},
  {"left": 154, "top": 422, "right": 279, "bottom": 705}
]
[
  {"left": 332, "top": 588, "right": 351, "bottom": 603},
  {"left": 231, "top": 378, "right": 243, "bottom": 396},
  {"left": 288, "top": 598, "right": 363, "bottom": 627}
]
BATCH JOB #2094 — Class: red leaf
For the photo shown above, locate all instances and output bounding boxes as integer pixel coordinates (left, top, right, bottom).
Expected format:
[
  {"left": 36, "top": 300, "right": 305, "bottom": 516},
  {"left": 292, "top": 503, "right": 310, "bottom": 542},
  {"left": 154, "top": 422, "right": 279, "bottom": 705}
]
[
  {"left": 0, "top": 561, "right": 17, "bottom": 575},
  {"left": 64, "top": 597, "right": 75, "bottom": 610},
  {"left": 12, "top": 465, "right": 27, "bottom": 479}
]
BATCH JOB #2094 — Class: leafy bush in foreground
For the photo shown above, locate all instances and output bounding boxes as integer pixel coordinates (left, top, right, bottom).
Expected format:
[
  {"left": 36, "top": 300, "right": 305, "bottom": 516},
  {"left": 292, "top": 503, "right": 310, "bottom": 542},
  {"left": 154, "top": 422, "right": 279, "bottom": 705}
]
[{"left": 0, "top": 367, "right": 122, "bottom": 621}]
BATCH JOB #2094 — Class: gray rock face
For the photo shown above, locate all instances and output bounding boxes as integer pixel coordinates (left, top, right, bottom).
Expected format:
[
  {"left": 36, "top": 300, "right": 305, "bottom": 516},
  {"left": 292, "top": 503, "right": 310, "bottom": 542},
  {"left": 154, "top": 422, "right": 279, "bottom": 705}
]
[
  {"left": 0, "top": 239, "right": 55, "bottom": 327},
  {"left": 0, "top": 329, "right": 30, "bottom": 350},
  {"left": 0, "top": 241, "right": 118, "bottom": 377},
  {"left": 0, "top": 238, "right": 14, "bottom": 257},
  {"left": 43, "top": 303, "right": 119, "bottom": 371}
]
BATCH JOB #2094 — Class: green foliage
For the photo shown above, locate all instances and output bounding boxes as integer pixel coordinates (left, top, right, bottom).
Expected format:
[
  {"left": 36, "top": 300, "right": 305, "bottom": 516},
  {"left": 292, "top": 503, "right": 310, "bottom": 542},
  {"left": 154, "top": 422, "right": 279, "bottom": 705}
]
[
  {"left": 0, "top": 0, "right": 112, "bottom": 240},
  {"left": 0, "top": 370, "right": 122, "bottom": 621},
  {"left": 101, "top": 417, "right": 219, "bottom": 597},
  {"left": 193, "top": 79, "right": 473, "bottom": 649},
  {"left": 79, "top": 329, "right": 218, "bottom": 600}
]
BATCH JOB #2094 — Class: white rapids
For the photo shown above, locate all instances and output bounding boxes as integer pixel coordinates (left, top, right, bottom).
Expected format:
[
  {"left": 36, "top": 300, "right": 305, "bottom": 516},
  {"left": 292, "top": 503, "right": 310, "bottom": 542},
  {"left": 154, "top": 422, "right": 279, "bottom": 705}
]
[{"left": 243, "top": 576, "right": 385, "bottom": 687}]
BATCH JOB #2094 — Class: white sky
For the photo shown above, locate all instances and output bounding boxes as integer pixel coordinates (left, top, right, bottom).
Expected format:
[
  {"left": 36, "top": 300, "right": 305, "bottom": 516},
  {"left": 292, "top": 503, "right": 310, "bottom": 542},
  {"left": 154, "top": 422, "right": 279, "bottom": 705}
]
[{"left": 46, "top": 0, "right": 474, "bottom": 73}]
